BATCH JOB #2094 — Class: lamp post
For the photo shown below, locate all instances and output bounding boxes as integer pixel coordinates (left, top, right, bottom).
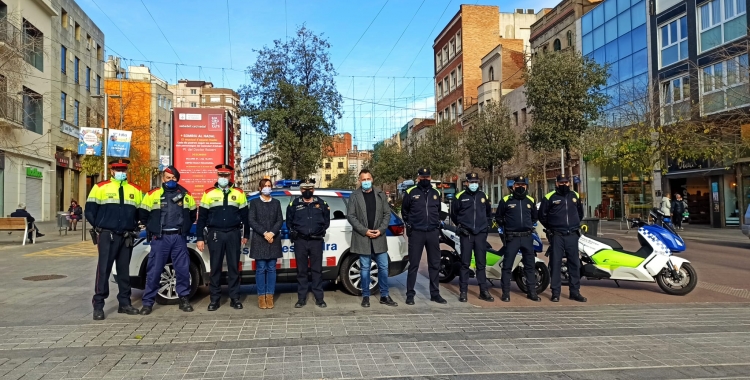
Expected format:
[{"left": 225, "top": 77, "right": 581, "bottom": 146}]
[{"left": 92, "top": 94, "right": 121, "bottom": 180}]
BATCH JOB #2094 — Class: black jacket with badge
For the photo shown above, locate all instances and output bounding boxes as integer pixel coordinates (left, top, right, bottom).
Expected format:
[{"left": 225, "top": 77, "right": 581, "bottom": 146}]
[
  {"left": 539, "top": 189, "right": 584, "bottom": 232},
  {"left": 450, "top": 189, "right": 492, "bottom": 234},
  {"left": 495, "top": 193, "right": 538, "bottom": 232},
  {"left": 139, "top": 184, "right": 197, "bottom": 237},
  {"left": 401, "top": 185, "right": 442, "bottom": 231},
  {"left": 286, "top": 196, "right": 331, "bottom": 238}
]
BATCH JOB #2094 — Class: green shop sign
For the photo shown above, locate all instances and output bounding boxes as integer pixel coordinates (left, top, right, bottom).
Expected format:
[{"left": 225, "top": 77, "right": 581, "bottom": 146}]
[{"left": 26, "top": 167, "right": 43, "bottom": 179}]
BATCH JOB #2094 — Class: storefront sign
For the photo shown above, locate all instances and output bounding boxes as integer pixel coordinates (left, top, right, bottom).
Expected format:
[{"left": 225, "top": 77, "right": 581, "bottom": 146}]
[
  {"left": 668, "top": 158, "right": 710, "bottom": 172},
  {"left": 26, "top": 167, "right": 43, "bottom": 179},
  {"left": 55, "top": 152, "right": 69, "bottom": 168},
  {"left": 72, "top": 157, "right": 82, "bottom": 171},
  {"left": 60, "top": 121, "right": 80, "bottom": 139},
  {"left": 107, "top": 129, "right": 132, "bottom": 158}
]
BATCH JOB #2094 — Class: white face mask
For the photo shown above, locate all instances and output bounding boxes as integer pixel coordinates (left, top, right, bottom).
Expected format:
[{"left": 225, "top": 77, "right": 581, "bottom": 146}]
[
  {"left": 217, "top": 177, "right": 229, "bottom": 188},
  {"left": 261, "top": 187, "right": 272, "bottom": 195}
]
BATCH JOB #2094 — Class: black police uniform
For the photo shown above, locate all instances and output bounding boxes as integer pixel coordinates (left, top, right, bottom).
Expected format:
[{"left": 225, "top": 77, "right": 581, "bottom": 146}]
[
  {"left": 286, "top": 194, "right": 330, "bottom": 304},
  {"left": 402, "top": 169, "right": 443, "bottom": 301},
  {"left": 495, "top": 177, "right": 538, "bottom": 298},
  {"left": 539, "top": 177, "right": 584, "bottom": 299},
  {"left": 450, "top": 173, "right": 492, "bottom": 297}
]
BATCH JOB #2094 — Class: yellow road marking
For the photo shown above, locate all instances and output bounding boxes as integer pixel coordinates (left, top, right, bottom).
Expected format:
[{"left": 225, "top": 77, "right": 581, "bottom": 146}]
[{"left": 24, "top": 242, "right": 98, "bottom": 257}]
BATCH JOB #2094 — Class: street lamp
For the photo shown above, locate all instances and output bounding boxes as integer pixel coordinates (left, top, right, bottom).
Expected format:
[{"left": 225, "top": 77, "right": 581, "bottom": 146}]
[{"left": 92, "top": 94, "right": 121, "bottom": 180}]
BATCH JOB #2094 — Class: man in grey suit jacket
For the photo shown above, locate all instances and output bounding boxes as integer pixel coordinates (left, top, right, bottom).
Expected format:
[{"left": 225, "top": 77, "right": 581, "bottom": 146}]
[{"left": 346, "top": 169, "right": 398, "bottom": 308}]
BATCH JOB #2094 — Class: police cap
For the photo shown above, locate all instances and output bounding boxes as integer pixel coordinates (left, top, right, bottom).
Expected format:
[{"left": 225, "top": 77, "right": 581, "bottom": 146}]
[
  {"left": 556, "top": 174, "right": 570, "bottom": 182},
  {"left": 215, "top": 164, "right": 233, "bottom": 175},
  {"left": 513, "top": 176, "right": 528, "bottom": 184},
  {"left": 417, "top": 168, "right": 431, "bottom": 176},
  {"left": 164, "top": 165, "right": 180, "bottom": 181},
  {"left": 300, "top": 178, "right": 316, "bottom": 189},
  {"left": 109, "top": 158, "right": 130, "bottom": 170},
  {"left": 466, "top": 172, "right": 479, "bottom": 182}
]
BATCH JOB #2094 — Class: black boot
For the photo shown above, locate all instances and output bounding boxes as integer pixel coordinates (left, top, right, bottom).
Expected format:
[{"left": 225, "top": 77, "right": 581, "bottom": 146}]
[
  {"left": 139, "top": 306, "right": 153, "bottom": 315},
  {"left": 361, "top": 296, "right": 370, "bottom": 308},
  {"left": 230, "top": 299, "right": 243, "bottom": 309},
  {"left": 118, "top": 305, "right": 139, "bottom": 315},
  {"left": 93, "top": 310, "right": 105, "bottom": 321},
  {"left": 479, "top": 291, "right": 495, "bottom": 302},
  {"left": 459, "top": 292, "right": 468, "bottom": 302},
  {"left": 179, "top": 297, "right": 193, "bottom": 312}
]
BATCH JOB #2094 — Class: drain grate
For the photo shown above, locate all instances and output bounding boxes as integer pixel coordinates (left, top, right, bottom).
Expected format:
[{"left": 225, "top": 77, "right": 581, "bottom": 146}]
[{"left": 22, "top": 274, "right": 67, "bottom": 281}]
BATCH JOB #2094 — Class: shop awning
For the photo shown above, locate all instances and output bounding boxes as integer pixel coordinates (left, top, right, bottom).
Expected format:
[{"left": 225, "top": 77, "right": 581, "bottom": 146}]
[{"left": 664, "top": 167, "right": 732, "bottom": 178}]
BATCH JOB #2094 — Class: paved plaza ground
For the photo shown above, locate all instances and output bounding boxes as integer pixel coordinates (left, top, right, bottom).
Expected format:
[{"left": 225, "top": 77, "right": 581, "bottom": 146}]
[{"left": 0, "top": 221, "right": 748, "bottom": 379}]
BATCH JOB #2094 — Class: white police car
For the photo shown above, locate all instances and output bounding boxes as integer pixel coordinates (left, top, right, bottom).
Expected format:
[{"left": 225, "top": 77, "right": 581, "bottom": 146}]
[{"left": 119, "top": 189, "right": 409, "bottom": 304}]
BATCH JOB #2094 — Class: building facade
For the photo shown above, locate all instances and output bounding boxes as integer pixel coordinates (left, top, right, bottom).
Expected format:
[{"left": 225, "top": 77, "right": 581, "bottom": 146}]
[
  {"left": 433, "top": 5, "right": 538, "bottom": 124},
  {"left": 530, "top": 0, "right": 602, "bottom": 54},
  {"left": 243, "top": 145, "right": 281, "bottom": 191}
]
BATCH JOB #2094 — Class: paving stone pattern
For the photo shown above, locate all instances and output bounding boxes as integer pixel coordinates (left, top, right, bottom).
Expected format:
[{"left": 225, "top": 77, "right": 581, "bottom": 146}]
[{"left": 1, "top": 307, "right": 750, "bottom": 351}]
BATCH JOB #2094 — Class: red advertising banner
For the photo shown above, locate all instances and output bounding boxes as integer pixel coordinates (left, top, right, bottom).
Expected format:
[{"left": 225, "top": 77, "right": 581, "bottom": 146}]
[{"left": 173, "top": 108, "right": 226, "bottom": 196}]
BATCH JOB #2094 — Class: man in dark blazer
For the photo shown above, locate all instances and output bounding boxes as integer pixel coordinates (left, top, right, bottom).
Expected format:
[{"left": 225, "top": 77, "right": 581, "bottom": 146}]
[{"left": 346, "top": 169, "right": 398, "bottom": 308}]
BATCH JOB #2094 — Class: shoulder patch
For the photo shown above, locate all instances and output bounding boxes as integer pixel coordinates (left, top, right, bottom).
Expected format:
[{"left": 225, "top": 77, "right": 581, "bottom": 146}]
[
  {"left": 503, "top": 194, "right": 511, "bottom": 201},
  {"left": 526, "top": 195, "right": 535, "bottom": 202},
  {"left": 96, "top": 180, "right": 111, "bottom": 186},
  {"left": 147, "top": 187, "right": 161, "bottom": 195},
  {"left": 129, "top": 183, "right": 142, "bottom": 192},
  {"left": 545, "top": 191, "right": 556, "bottom": 200},
  {"left": 406, "top": 186, "right": 417, "bottom": 194}
]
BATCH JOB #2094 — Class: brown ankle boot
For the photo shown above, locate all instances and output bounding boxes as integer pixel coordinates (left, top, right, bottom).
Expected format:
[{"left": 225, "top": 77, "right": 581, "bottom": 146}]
[
  {"left": 258, "top": 295, "right": 267, "bottom": 309},
  {"left": 265, "top": 294, "right": 274, "bottom": 309}
]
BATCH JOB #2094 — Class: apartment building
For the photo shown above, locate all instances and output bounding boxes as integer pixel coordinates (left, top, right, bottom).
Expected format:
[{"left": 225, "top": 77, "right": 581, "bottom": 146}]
[
  {"left": 104, "top": 59, "right": 173, "bottom": 189},
  {"left": 315, "top": 133, "right": 352, "bottom": 188},
  {"left": 169, "top": 79, "right": 242, "bottom": 182},
  {"left": 243, "top": 145, "right": 281, "bottom": 191},
  {"left": 433, "top": 5, "right": 538, "bottom": 124},
  {"left": 530, "top": 0, "right": 602, "bottom": 54}
]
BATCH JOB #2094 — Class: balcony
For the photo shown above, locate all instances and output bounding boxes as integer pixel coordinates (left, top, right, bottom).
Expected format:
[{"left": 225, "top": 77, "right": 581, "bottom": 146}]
[
  {"left": 0, "top": 18, "right": 23, "bottom": 54},
  {"left": 0, "top": 94, "right": 24, "bottom": 128},
  {"left": 477, "top": 81, "right": 501, "bottom": 105}
]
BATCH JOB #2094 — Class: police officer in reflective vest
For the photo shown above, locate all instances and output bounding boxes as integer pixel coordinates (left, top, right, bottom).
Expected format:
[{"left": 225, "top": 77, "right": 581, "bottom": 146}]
[
  {"left": 495, "top": 176, "right": 540, "bottom": 302},
  {"left": 287, "top": 179, "right": 330, "bottom": 308},
  {"left": 539, "top": 175, "right": 587, "bottom": 303},
  {"left": 196, "top": 164, "right": 249, "bottom": 311},
  {"left": 451, "top": 172, "right": 493, "bottom": 303},
  {"left": 85, "top": 159, "right": 143, "bottom": 321},
  {"left": 402, "top": 168, "right": 446, "bottom": 305},
  {"left": 138, "top": 166, "right": 197, "bottom": 315}
]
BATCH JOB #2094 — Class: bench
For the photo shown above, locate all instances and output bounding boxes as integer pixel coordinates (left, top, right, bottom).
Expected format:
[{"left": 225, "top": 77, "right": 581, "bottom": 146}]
[{"left": 0, "top": 217, "right": 36, "bottom": 245}]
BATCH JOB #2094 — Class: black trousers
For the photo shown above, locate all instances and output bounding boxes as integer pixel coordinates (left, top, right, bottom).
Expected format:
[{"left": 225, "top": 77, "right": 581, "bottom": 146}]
[
  {"left": 549, "top": 233, "right": 582, "bottom": 297},
  {"left": 673, "top": 215, "right": 683, "bottom": 228},
  {"left": 501, "top": 234, "right": 536, "bottom": 296},
  {"left": 459, "top": 232, "right": 488, "bottom": 293},
  {"left": 406, "top": 229, "right": 441, "bottom": 298},
  {"left": 207, "top": 229, "right": 241, "bottom": 303},
  {"left": 92, "top": 231, "right": 132, "bottom": 310},
  {"left": 294, "top": 238, "right": 324, "bottom": 301}
]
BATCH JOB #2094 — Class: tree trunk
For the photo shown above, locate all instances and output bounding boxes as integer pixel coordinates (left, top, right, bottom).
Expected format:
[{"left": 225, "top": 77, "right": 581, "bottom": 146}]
[
  {"left": 499, "top": 165, "right": 505, "bottom": 200},
  {"left": 542, "top": 155, "right": 549, "bottom": 194},
  {"left": 489, "top": 166, "right": 495, "bottom": 206}
]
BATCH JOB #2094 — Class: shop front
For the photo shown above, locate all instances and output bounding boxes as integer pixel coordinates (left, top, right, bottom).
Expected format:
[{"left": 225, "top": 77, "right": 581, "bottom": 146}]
[
  {"left": 665, "top": 159, "right": 737, "bottom": 228},
  {"left": 585, "top": 163, "right": 653, "bottom": 220}
]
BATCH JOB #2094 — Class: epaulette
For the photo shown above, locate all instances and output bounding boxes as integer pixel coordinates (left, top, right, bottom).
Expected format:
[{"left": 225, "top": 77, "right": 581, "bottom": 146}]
[
  {"left": 545, "top": 191, "right": 556, "bottom": 199},
  {"left": 234, "top": 188, "right": 244, "bottom": 194},
  {"left": 129, "top": 183, "right": 142, "bottom": 192},
  {"left": 147, "top": 187, "right": 161, "bottom": 195},
  {"left": 204, "top": 187, "right": 216, "bottom": 193},
  {"left": 503, "top": 194, "right": 512, "bottom": 201},
  {"left": 456, "top": 190, "right": 465, "bottom": 199},
  {"left": 526, "top": 195, "right": 535, "bottom": 202},
  {"left": 405, "top": 186, "right": 417, "bottom": 194},
  {"left": 96, "top": 179, "right": 111, "bottom": 186}
]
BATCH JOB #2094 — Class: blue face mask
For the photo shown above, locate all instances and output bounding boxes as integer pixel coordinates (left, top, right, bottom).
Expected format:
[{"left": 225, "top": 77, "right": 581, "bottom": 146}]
[
  {"left": 361, "top": 180, "right": 372, "bottom": 191},
  {"left": 165, "top": 180, "right": 177, "bottom": 189},
  {"left": 468, "top": 183, "right": 479, "bottom": 192},
  {"left": 114, "top": 172, "right": 127, "bottom": 181}
]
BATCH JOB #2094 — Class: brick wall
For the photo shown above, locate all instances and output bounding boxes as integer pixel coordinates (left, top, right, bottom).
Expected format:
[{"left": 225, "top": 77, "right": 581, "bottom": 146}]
[
  {"left": 460, "top": 5, "right": 501, "bottom": 109},
  {"left": 500, "top": 39, "right": 526, "bottom": 90}
]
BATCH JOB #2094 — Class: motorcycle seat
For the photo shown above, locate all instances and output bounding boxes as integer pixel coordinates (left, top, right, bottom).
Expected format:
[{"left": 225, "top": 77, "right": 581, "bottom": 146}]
[
  {"left": 622, "top": 245, "right": 654, "bottom": 259},
  {"left": 586, "top": 236, "right": 624, "bottom": 250}
]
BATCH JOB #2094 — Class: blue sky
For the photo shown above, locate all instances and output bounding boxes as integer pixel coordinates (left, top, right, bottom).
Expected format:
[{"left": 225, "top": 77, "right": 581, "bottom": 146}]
[{"left": 78, "top": 0, "right": 560, "bottom": 156}]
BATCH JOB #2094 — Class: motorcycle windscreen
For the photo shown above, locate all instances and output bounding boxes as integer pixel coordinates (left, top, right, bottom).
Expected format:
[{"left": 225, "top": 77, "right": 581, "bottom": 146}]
[
  {"left": 590, "top": 249, "right": 645, "bottom": 270},
  {"left": 641, "top": 225, "right": 686, "bottom": 252}
]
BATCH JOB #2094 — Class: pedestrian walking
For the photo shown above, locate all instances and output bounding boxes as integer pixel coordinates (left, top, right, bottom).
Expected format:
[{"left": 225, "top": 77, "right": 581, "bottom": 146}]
[
  {"left": 539, "top": 175, "right": 587, "bottom": 303},
  {"left": 196, "top": 164, "right": 249, "bottom": 311},
  {"left": 138, "top": 166, "right": 197, "bottom": 315},
  {"left": 671, "top": 193, "right": 686, "bottom": 230},
  {"left": 346, "top": 169, "right": 398, "bottom": 308},
  {"left": 246, "top": 178, "right": 283, "bottom": 309},
  {"left": 495, "top": 176, "right": 540, "bottom": 302},
  {"left": 287, "top": 179, "right": 330, "bottom": 308},
  {"left": 403, "top": 168, "right": 446, "bottom": 305},
  {"left": 451, "top": 172, "right": 494, "bottom": 303},
  {"left": 85, "top": 159, "right": 143, "bottom": 320}
]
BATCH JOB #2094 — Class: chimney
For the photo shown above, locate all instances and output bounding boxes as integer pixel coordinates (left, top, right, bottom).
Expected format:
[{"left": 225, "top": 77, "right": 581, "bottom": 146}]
[
  {"left": 516, "top": 8, "right": 524, "bottom": 13},
  {"left": 527, "top": 9, "right": 534, "bottom": 14}
]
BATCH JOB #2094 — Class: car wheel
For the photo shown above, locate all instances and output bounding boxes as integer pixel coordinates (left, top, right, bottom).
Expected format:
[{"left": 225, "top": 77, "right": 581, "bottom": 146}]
[
  {"left": 339, "top": 254, "right": 379, "bottom": 295},
  {"left": 155, "top": 262, "right": 199, "bottom": 305}
]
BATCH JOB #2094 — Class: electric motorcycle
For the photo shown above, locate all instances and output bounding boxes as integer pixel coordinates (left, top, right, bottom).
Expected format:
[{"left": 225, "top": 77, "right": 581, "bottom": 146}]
[
  {"left": 569, "top": 209, "right": 697, "bottom": 295},
  {"left": 438, "top": 223, "right": 551, "bottom": 295}
]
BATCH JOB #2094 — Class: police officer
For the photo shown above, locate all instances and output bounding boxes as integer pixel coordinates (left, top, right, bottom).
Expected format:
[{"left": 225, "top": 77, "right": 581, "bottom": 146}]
[
  {"left": 495, "top": 176, "right": 540, "bottom": 302},
  {"left": 138, "top": 166, "right": 197, "bottom": 315},
  {"left": 451, "top": 172, "right": 493, "bottom": 303},
  {"left": 85, "top": 159, "right": 143, "bottom": 321},
  {"left": 196, "top": 164, "right": 249, "bottom": 311},
  {"left": 287, "top": 179, "right": 330, "bottom": 308},
  {"left": 539, "top": 175, "right": 587, "bottom": 303},
  {"left": 403, "top": 168, "right": 446, "bottom": 305}
]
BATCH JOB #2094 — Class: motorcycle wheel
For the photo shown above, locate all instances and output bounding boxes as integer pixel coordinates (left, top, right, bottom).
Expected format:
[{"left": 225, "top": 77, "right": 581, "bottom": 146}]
[
  {"left": 514, "top": 262, "right": 551, "bottom": 294},
  {"left": 656, "top": 263, "right": 698, "bottom": 295},
  {"left": 439, "top": 250, "right": 459, "bottom": 283}
]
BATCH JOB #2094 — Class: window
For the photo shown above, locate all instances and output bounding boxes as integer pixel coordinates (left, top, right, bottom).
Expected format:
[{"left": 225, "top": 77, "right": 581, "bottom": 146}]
[
  {"left": 85, "top": 66, "right": 90, "bottom": 91},
  {"left": 60, "top": 45, "right": 67, "bottom": 74},
  {"left": 521, "top": 108, "right": 527, "bottom": 124},
  {"left": 699, "top": 0, "right": 747, "bottom": 52},
  {"left": 553, "top": 39, "right": 562, "bottom": 51},
  {"left": 661, "top": 76, "right": 690, "bottom": 124},
  {"left": 96, "top": 74, "right": 101, "bottom": 95},
  {"left": 60, "top": 92, "right": 66, "bottom": 120},
  {"left": 457, "top": 64, "right": 462, "bottom": 85},
  {"left": 443, "top": 77, "right": 449, "bottom": 94},
  {"left": 23, "top": 88, "right": 42, "bottom": 134},
  {"left": 74, "top": 56, "right": 79, "bottom": 83},
  {"left": 456, "top": 30, "right": 461, "bottom": 51},
  {"left": 436, "top": 52, "right": 442, "bottom": 69},
  {"left": 23, "top": 20, "right": 43, "bottom": 72},
  {"left": 450, "top": 70, "right": 456, "bottom": 90},
  {"left": 457, "top": 98, "right": 463, "bottom": 116},
  {"left": 489, "top": 66, "right": 495, "bottom": 81},
  {"left": 659, "top": 16, "right": 688, "bottom": 67},
  {"left": 450, "top": 38, "right": 456, "bottom": 57},
  {"left": 190, "top": 102, "right": 197, "bottom": 108},
  {"left": 567, "top": 30, "right": 573, "bottom": 47},
  {"left": 450, "top": 103, "right": 457, "bottom": 121},
  {"left": 86, "top": 34, "right": 92, "bottom": 50},
  {"left": 86, "top": 107, "right": 91, "bottom": 127},
  {"left": 513, "top": 112, "right": 519, "bottom": 126},
  {"left": 74, "top": 22, "right": 80, "bottom": 40},
  {"left": 337, "top": 162, "right": 343, "bottom": 169},
  {"left": 543, "top": 45, "right": 548, "bottom": 53},
  {"left": 61, "top": 9, "right": 68, "bottom": 27},
  {"left": 190, "top": 89, "right": 197, "bottom": 95},
  {"left": 325, "top": 174, "right": 332, "bottom": 181},
  {"left": 701, "top": 53, "right": 750, "bottom": 114},
  {"left": 167, "top": 99, "right": 172, "bottom": 109},
  {"left": 96, "top": 44, "right": 102, "bottom": 60},
  {"left": 210, "top": 96, "right": 220, "bottom": 103},
  {"left": 73, "top": 100, "right": 79, "bottom": 126}
]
